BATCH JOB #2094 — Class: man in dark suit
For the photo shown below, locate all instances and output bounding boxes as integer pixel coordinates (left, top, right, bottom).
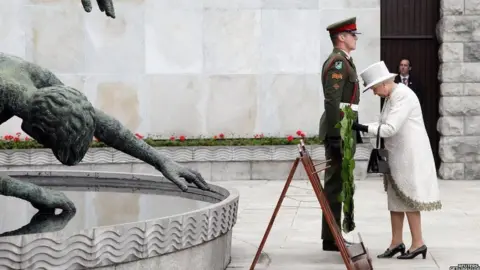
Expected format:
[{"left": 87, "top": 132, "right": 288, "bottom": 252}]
[{"left": 394, "top": 58, "right": 422, "bottom": 104}]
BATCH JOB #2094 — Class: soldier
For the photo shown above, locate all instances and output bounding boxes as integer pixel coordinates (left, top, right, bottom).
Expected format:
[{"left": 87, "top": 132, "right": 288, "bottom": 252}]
[{"left": 318, "top": 17, "right": 362, "bottom": 252}]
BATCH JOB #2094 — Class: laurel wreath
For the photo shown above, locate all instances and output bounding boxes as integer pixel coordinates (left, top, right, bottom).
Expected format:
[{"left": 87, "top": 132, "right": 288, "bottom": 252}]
[{"left": 335, "top": 106, "right": 356, "bottom": 233}]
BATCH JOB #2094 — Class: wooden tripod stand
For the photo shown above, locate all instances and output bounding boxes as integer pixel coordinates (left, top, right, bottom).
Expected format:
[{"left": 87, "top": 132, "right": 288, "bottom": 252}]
[{"left": 249, "top": 140, "right": 373, "bottom": 270}]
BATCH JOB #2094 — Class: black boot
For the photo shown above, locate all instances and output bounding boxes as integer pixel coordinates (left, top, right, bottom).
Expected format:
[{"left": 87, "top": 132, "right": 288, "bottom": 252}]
[
  {"left": 377, "top": 243, "right": 406, "bottom": 258},
  {"left": 322, "top": 239, "right": 354, "bottom": 252},
  {"left": 397, "top": 245, "right": 427, "bottom": 259}
]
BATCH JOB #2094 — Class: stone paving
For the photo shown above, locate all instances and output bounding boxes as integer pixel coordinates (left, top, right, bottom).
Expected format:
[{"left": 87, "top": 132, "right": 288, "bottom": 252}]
[{"left": 220, "top": 177, "right": 480, "bottom": 270}]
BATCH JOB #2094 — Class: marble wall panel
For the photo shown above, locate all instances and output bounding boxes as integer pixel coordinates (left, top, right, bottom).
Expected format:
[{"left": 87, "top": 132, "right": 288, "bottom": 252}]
[
  {"left": 204, "top": 0, "right": 262, "bottom": 9},
  {"left": 206, "top": 75, "right": 259, "bottom": 136},
  {"left": 203, "top": 10, "right": 261, "bottom": 74},
  {"left": 27, "top": 0, "right": 78, "bottom": 5},
  {"left": 257, "top": 74, "right": 322, "bottom": 136},
  {"left": 145, "top": 75, "right": 207, "bottom": 137},
  {"left": 319, "top": 0, "right": 380, "bottom": 9},
  {"left": 83, "top": 75, "right": 149, "bottom": 133},
  {"left": 84, "top": 1, "right": 145, "bottom": 74},
  {"left": 261, "top": 10, "right": 321, "bottom": 73},
  {"left": 263, "top": 0, "right": 318, "bottom": 9},
  {"left": 0, "top": 1, "right": 27, "bottom": 58},
  {"left": 145, "top": 9, "right": 203, "bottom": 74},
  {"left": 25, "top": 4, "right": 85, "bottom": 73},
  {"left": 149, "top": 0, "right": 203, "bottom": 9}
]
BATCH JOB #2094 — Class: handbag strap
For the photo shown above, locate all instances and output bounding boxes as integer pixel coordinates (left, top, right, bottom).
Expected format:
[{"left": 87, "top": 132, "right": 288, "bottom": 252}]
[{"left": 376, "top": 124, "right": 382, "bottom": 148}]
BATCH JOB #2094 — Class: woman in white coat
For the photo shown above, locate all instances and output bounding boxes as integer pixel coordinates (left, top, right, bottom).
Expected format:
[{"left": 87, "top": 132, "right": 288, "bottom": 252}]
[{"left": 352, "top": 61, "right": 442, "bottom": 260}]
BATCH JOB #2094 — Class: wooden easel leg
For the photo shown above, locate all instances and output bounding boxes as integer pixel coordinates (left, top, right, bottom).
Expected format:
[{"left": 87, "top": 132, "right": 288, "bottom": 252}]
[
  {"left": 249, "top": 157, "right": 300, "bottom": 270},
  {"left": 300, "top": 157, "right": 354, "bottom": 270}
]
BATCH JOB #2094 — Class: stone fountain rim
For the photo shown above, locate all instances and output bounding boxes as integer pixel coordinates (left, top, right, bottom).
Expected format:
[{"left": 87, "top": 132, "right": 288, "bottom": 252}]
[
  {"left": 8, "top": 169, "right": 235, "bottom": 203},
  {"left": 0, "top": 170, "right": 239, "bottom": 269},
  {"left": 2, "top": 169, "right": 238, "bottom": 230}
]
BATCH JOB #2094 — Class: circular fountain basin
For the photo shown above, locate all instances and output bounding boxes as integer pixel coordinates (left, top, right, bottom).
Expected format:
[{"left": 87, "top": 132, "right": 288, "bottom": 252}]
[{"left": 0, "top": 170, "right": 239, "bottom": 270}]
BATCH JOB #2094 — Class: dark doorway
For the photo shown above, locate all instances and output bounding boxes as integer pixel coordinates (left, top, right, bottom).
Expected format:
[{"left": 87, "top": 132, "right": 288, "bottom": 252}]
[{"left": 380, "top": 0, "right": 441, "bottom": 170}]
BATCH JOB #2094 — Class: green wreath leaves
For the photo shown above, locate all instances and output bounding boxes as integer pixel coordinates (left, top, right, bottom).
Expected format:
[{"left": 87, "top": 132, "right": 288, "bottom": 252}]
[{"left": 334, "top": 106, "right": 356, "bottom": 233}]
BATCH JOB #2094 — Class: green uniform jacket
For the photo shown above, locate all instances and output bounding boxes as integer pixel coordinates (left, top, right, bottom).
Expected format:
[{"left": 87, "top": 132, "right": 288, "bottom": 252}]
[{"left": 319, "top": 48, "right": 360, "bottom": 141}]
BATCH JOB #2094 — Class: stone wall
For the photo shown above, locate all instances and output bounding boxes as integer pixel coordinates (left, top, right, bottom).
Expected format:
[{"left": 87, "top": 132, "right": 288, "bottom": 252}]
[
  {"left": 0, "top": 144, "right": 373, "bottom": 181},
  {"left": 0, "top": 0, "right": 380, "bottom": 139},
  {"left": 438, "top": 0, "right": 480, "bottom": 179}
]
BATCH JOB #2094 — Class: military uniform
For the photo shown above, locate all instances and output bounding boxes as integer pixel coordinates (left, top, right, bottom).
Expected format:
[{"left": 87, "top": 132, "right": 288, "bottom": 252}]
[{"left": 318, "top": 17, "right": 362, "bottom": 250}]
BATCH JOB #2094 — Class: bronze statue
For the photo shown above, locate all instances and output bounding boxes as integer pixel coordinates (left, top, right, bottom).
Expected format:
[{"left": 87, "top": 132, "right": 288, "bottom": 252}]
[
  {"left": 82, "top": 0, "right": 116, "bottom": 18},
  {"left": 0, "top": 53, "right": 210, "bottom": 213}
]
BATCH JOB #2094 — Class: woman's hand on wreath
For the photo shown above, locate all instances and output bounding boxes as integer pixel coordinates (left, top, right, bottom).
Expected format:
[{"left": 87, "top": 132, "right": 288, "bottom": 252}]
[{"left": 352, "top": 122, "right": 369, "bottom": 133}]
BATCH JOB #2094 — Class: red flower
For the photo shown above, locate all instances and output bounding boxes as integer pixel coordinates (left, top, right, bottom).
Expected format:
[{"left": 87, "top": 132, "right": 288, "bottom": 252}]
[
  {"left": 296, "top": 130, "right": 303, "bottom": 136},
  {"left": 213, "top": 135, "right": 218, "bottom": 139},
  {"left": 25, "top": 137, "right": 30, "bottom": 141},
  {"left": 13, "top": 137, "right": 20, "bottom": 142},
  {"left": 219, "top": 133, "right": 224, "bottom": 139},
  {"left": 300, "top": 132, "right": 306, "bottom": 137},
  {"left": 287, "top": 135, "right": 294, "bottom": 142},
  {"left": 170, "top": 136, "right": 176, "bottom": 141},
  {"left": 254, "top": 133, "right": 264, "bottom": 139},
  {"left": 135, "top": 133, "right": 144, "bottom": 139},
  {"left": 179, "top": 135, "right": 186, "bottom": 142}
]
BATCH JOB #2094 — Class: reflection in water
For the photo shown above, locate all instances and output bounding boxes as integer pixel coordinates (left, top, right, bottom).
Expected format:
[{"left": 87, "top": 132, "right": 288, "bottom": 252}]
[
  {"left": 0, "top": 210, "right": 75, "bottom": 237},
  {"left": 93, "top": 192, "right": 141, "bottom": 226},
  {"left": 0, "top": 191, "right": 211, "bottom": 237}
]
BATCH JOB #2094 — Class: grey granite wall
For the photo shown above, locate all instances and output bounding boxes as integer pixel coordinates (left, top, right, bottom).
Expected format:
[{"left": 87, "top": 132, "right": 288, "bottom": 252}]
[
  {"left": 0, "top": 0, "right": 380, "bottom": 140},
  {"left": 438, "top": 0, "right": 480, "bottom": 179}
]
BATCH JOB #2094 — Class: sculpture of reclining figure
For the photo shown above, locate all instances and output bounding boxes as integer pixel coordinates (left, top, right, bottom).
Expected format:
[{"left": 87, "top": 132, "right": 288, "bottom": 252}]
[{"left": 0, "top": 53, "right": 210, "bottom": 213}]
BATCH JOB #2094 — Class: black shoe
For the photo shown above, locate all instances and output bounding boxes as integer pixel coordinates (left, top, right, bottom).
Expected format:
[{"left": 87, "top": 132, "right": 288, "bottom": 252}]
[
  {"left": 322, "top": 239, "right": 355, "bottom": 252},
  {"left": 377, "top": 243, "right": 406, "bottom": 258},
  {"left": 397, "top": 245, "right": 427, "bottom": 259}
]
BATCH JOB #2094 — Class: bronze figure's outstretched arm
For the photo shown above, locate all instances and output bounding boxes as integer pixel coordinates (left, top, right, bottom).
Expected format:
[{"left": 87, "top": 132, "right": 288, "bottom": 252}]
[
  {"left": 0, "top": 174, "right": 76, "bottom": 212},
  {"left": 94, "top": 109, "right": 210, "bottom": 192},
  {"left": 81, "top": 0, "right": 116, "bottom": 19}
]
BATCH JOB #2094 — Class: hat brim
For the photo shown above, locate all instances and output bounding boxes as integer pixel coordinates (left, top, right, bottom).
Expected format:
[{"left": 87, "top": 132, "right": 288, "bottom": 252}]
[{"left": 362, "top": 73, "right": 397, "bottom": 93}]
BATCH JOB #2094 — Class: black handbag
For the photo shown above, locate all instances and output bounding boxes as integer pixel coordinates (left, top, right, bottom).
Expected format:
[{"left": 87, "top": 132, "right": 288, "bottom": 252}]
[{"left": 367, "top": 125, "right": 390, "bottom": 174}]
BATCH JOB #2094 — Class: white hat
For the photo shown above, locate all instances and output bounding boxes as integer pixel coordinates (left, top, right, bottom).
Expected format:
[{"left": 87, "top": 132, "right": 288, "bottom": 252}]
[{"left": 359, "top": 61, "right": 397, "bottom": 92}]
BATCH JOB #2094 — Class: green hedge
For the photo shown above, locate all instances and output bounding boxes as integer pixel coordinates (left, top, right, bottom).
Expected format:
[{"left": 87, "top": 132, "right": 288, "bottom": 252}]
[{"left": 0, "top": 136, "right": 323, "bottom": 150}]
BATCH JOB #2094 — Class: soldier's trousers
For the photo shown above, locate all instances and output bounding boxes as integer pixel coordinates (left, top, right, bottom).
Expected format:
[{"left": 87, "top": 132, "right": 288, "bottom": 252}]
[{"left": 321, "top": 134, "right": 357, "bottom": 242}]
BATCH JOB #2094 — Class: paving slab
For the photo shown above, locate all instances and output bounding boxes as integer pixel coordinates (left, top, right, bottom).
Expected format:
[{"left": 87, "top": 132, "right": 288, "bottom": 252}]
[{"left": 220, "top": 178, "right": 480, "bottom": 270}]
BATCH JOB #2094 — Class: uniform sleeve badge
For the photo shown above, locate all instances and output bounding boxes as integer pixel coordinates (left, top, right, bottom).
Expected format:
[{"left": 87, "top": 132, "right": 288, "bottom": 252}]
[
  {"left": 332, "top": 73, "right": 343, "bottom": 79},
  {"left": 334, "top": 61, "right": 343, "bottom": 70}
]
